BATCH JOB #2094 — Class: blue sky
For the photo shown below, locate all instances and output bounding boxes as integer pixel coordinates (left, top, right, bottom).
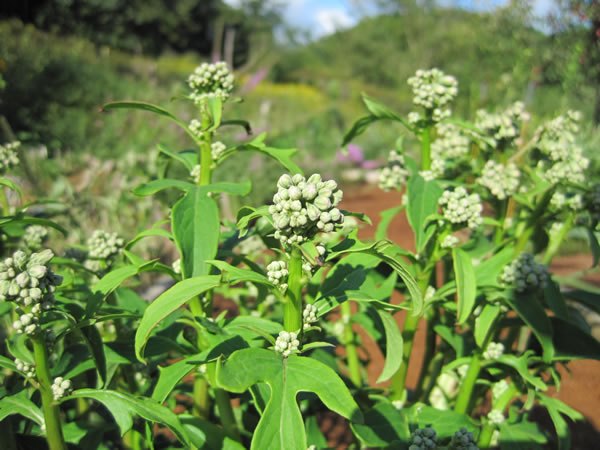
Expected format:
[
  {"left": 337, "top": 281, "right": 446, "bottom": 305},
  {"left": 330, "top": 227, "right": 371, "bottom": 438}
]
[{"left": 226, "top": 0, "right": 559, "bottom": 38}]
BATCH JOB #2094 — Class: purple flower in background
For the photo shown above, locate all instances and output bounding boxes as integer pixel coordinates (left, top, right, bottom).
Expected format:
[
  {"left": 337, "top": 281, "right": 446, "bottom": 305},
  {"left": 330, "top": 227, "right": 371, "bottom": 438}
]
[
  {"left": 361, "top": 160, "right": 379, "bottom": 170},
  {"left": 347, "top": 144, "right": 365, "bottom": 163},
  {"left": 241, "top": 68, "right": 269, "bottom": 94}
]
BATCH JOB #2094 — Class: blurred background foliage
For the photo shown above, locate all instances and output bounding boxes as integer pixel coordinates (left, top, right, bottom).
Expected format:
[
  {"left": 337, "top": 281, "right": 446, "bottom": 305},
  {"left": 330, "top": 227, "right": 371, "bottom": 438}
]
[{"left": 0, "top": 0, "right": 598, "bottom": 242}]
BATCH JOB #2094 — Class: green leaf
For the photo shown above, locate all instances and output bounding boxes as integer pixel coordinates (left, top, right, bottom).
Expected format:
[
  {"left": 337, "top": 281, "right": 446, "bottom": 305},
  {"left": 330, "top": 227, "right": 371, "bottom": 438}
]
[
  {"left": 238, "top": 133, "right": 302, "bottom": 174},
  {"left": 453, "top": 248, "right": 477, "bottom": 324},
  {"left": 499, "top": 419, "right": 547, "bottom": 449},
  {"left": 132, "top": 179, "right": 194, "bottom": 196},
  {"left": 550, "top": 317, "right": 600, "bottom": 360},
  {"left": 495, "top": 353, "right": 547, "bottom": 390},
  {"left": 342, "top": 115, "right": 381, "bottom": 146},
  {"left": 474, "top": 248, "right": 514, "bottom": 287},
  {"left": 506, "top": 296, "right": 554, "bottom": 363},
  {"left": 206, "top": 97, "right": 223, "bottom": 131},
  {"left": 543, "top": 280, "right": 569, "bottom": 319},
  {"left": 0, "top": 391, "right": 44, "bottom": 426},
  {"left": 475, "top": 304, "right": 500, "bottom": 348},
  {"left": 220, "top": 119, "right": 252, "bottom": 135},
  {"left": 305, "top": 416, "right": 328, "bottom": 448},
  {"left": 68, "top": 389, "right": 190, "bottom": 446},
  {"left": 376, "top": 310, "right": 403, "bottom": 383},
  {"left": 180, "top": 414, "right": 245, "bottom": 450},
  {"left": 217, "top": 348, "right": 362, "bottom": 450},
  {"left": 0, "top": 177, "right": 22, "bottom": 197},
  {"left": 93, "top": 260, "right": 158, "bottom": 297},
  {"left": 538, "top": 394, "right": 583, "bottom": 450},
  {"left": 375, "top": 205, "right": 404, "bottom": 241},
  {"left": 157, "top": 144, "right": 196, "bottom": 170},
  {"left": 152, "top": 356, "right": 198, "bottom": 403},
  {"left": 351, "top": 402, "right": 410, "bottom": 447},
  {"left": 405, "top": 403, "right": 477, "bottom": 439},
  {"left": 80, "top": 325, "right": 107, "bottom": 387},
  {"left": 362, "top": 94, "right": 409, "bottom": 126},
  {"left": 172, "top": 187, "right": 220, "bottom": 278},
  {"left": 126, "top": 227, "right": 173, "bottom": 250},
  {"left": 135, "top": 276, "right": 221, "bottom": 362},
  {"left": 406, "top": 175, "right": 442, "bottom": 253},
  {"left": 103, "top": 101, "right": 195, "bottom": 141},
  {"left": 207, "top": 260, "right": 271, "bottom": 286}
]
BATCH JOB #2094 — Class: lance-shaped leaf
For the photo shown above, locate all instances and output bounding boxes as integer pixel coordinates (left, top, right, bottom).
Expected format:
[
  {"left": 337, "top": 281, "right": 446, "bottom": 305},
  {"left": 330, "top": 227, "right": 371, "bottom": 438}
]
[
  {"left": 135, "top": 276, "right": 221, "bottom": 362},
  {"left": 67, "top": 389, "right": 190, "bottom": 447},
  {"left": 0, "top": 391, "right": 44, "bottom": 427},
  {"left": 133, "top": 179, "right": 195, "bottom": 196},
  {"left": 236, "top": 133, "right": 302, "bottom": 174},
  {"left": 217, "top": 348, "right": 363, "bottom": 450},
  {"left": 506, "top": 295, "right": 554, "bottom": 363},
  {"left": 407, "top": 174, "right": 442, "bottom": 253},
  {"left": 375, "top": 309, "right": 403, "bottom": 383},
  {"left": 453, "top": 248, "right": 477, "bottom": 324},
  {"left": 172, "top": 187, "right": 220, "bottom": 278}
]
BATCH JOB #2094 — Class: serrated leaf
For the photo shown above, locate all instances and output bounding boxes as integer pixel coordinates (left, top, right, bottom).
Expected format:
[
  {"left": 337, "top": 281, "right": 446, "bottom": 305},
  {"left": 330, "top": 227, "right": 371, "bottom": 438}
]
[
  {"left": 172, "top": 187, "right": 219, "bottom": 278},
  {"left": 453, "top": 248, "right": 477, "bottom": 324},
  {"left": 135, "top": 276, "right": 221, "bottom": 362},
  {"left": 217, "top": 348, "right": 362, "bottom": 450},
  {"left": 68, "top": 389, "right": 190, "bottom": 446}
]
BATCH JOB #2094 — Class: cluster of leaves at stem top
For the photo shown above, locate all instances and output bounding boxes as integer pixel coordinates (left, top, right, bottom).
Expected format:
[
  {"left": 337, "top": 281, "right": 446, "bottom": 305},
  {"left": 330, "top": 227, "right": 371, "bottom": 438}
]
[{"left": 0, "top": 60, "right": 598, "bottom": 450}]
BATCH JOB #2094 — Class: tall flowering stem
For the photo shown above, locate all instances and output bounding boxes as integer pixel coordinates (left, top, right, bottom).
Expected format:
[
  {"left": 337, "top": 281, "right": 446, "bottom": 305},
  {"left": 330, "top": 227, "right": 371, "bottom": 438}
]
[
  {"left": 32, "top": 336, "right": 67, "bottom": 450},
  {"left": 421, "top": 125, "right": 432, "bottom": 171},
  {"left": 284, "top": 247, "right": 304, "bottom": 332},
  {"left": 342, "top": 301, "right": 362, "bottom": 386}
]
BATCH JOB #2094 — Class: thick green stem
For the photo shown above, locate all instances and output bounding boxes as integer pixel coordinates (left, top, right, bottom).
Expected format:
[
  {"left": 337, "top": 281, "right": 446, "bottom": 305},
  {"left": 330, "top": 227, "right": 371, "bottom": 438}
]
[
  {"left": 389, "top": 272, "right": 431, "bottom": 401},
  {"left": 341, "top": 301, "right": 361, "bottom": 387},
  {"left": 215, "top": 388, "right": 241, "bottom": 441},
  {"left": 415, "top": 310, "right": 437, "bottom": 399},
  {"left": 284, "top": 248, "right": 303, "bottom": 332},
  {"left": 421, "top": 125, "right": 432, "bottom": 171},
  {"left": 478, "top": 384, "right": 518, "bottom": 448},
  {"left": 454, "top": 355, "right": 481, "bottom": 414},
  {"left": 32, "top": 337, "right": 67, "bottom": 450}
]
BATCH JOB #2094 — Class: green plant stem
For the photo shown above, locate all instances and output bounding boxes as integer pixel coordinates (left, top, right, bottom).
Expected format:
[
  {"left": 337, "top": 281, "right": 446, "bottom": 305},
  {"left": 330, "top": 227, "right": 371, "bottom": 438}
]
[
  {"left": 421, "top": 125, "right": 432, "bottom": 171},
  {"left": 0, "top": 187, "right": 9, "bottom": 216},
  {"left": 478, "top": 384, "right": 518, "bottom": 448},
  {"left": 543, "top": 214, "right": 574, "bottom": 265},
  {"left": 419, "top": 352, "right": 445, "bottom": 402},
  {"left": 214, "top": 388, "right": 241, "bottom": 441},
  {"left": 32, "top": 337, "right": 67, "bottom": 450},
  {"left": 414, "top": 309, "right": 437, "bottom": 399},
  {"left": 454, "top": 355, "right": 481, "bottom": 414},
  {"left": 389, "top": 272, "right": 431, "bottom": 401},
  {"left": 341, "top": 301, "right": 361, "bottom": 387},
  {"left": 284, "top": 247, "right": 303, "bottom": 332}
]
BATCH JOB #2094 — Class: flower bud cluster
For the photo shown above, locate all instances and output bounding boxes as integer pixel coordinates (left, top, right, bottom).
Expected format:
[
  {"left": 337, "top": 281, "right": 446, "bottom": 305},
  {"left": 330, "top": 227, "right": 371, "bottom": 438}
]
[
  {"left": 475, "top": 102, "right": 529, "bottom": 148},
  {"left": 534, "top": 110, "right": 581, "bottom": 161},
  {"left": 441, "top": 234, "right": 460, "bottom": 249},
  {"left": 550, "top": 192, "right": 583, "bottom": 211},
  {"left": 23, "top": 225, "right": 49, "bottom": 252},
  {"left": 0, "top": 250, "right": 61, "bottom": 335},
  {"left": 450, "top": 428, "right": 479, "bottom": 450},
  {"left": 267, "top": 260, "right": 288, "bottom": 292},
  {"left": 51, "top": 377, "right": 72, "bottom": 401},
  {"left": 409, "top": 426, "right": 438, "bottom": 450},
  {"left": 303, "top": 303, "right": 318, "bottom": 329},
  {"left": 0, "top": 141, "right": 20, "bottom": 172},
  {"left": 87, "top": 230, "right": 125, "bottom": 261},
  {"left": 477, "top": 161, "right": 520, "bottom": 200},
  {"left": 15, "top": 358, "right": 35, "bottom": 378},
  {"left": 269, "top": 174, "right": 344, "bottom": 246},
  {"left": 407, "top": 68, "right": 458, "bottom": 119},
  {"left": 274, "top": 331, "right": 299, "bottom": 357},
  {"left": 538, "top": 151, "right": 589, "bottom": 185},
  {"left": 487, "top": 409, "right": 505, "bottom": 425},
  {"left": 483, "top": 342, "right": 504, "bottom": 360},
  {"left": 432, "top": 124, "right": 470, "bottom": 160},
  {"left": 439, "top": 187, "right": 483, "bottom": 230},
  {"left": 190, "top": 164, "right": 201, "bottom": 183},
  {"left": 172, "top": 258, "right": 181, "bottom": 275},
  {"left": 378, "top": 150, "right": 409, "bottom": 191},
  {"left": 187, "top": 62, "right": 234, "bottom": 104},
  {"left": 492, "top": 379, "right": 509, "bottom": 400},
  {"left": 500, "top": 253, "right": 548, "bottom": 293},
  {"left": 211, "top": 141, "right": 226, "bottom": 161}
]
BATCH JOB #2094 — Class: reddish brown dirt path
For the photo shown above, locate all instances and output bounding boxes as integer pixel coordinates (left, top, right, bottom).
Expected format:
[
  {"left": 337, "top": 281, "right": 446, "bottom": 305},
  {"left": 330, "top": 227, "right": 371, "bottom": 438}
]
[{"left": 340, "top": 183, "right": 600, "bottom": 435}]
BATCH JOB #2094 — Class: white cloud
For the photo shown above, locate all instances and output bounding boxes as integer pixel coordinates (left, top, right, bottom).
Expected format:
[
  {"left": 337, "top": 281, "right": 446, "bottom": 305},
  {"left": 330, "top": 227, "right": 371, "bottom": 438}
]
[{"left": 314, "top": 7, "right": 355, "bottom": 36}]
